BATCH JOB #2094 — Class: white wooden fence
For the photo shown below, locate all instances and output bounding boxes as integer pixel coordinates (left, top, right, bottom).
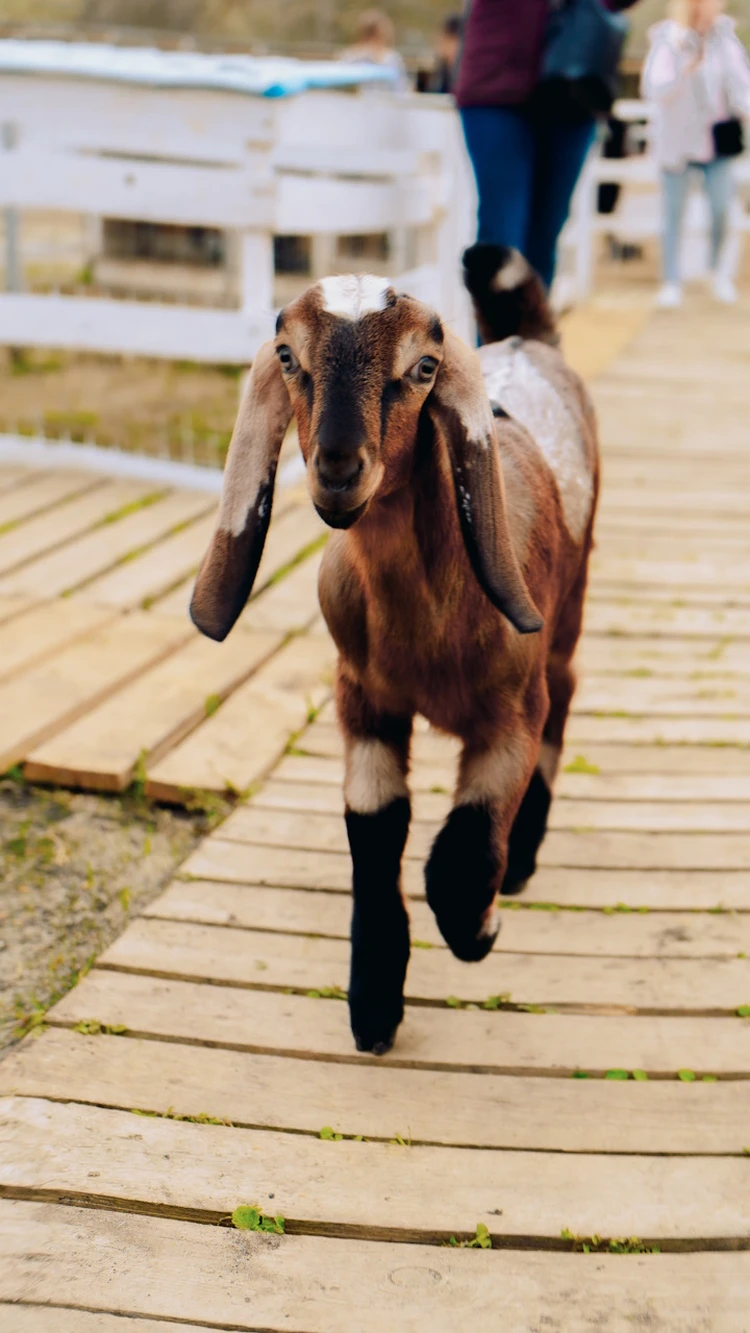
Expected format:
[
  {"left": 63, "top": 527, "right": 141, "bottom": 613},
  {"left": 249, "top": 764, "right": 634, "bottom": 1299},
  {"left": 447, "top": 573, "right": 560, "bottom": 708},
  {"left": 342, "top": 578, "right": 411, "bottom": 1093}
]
[{"left": 0, "top": 71, "right": 475, "bottom": 363}]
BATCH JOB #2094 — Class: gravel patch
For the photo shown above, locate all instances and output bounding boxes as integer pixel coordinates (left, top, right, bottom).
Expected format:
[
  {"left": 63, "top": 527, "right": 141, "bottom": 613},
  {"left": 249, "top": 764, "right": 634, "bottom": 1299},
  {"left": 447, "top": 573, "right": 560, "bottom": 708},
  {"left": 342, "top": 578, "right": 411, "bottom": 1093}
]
[{"left": 0, "top": 776, "right": 219, "bottom": 1054}]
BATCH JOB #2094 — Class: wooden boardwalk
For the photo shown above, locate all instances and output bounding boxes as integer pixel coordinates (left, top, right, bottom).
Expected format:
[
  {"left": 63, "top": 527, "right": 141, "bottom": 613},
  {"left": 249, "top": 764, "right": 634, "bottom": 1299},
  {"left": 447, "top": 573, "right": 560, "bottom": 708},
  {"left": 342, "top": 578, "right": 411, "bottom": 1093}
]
[{"left": 1, "top": 296, "right": 750, "bottom": 1329}]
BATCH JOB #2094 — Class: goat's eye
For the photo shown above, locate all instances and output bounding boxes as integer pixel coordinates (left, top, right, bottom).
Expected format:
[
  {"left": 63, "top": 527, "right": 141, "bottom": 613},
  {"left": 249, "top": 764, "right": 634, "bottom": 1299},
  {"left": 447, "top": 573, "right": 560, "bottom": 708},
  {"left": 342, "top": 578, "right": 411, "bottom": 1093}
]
[
  {"left": 277, "top": 345, "right": 298, "bottom": 373},
  {"left": 413, "top": 356, "right": 438, "bottom": 382}
]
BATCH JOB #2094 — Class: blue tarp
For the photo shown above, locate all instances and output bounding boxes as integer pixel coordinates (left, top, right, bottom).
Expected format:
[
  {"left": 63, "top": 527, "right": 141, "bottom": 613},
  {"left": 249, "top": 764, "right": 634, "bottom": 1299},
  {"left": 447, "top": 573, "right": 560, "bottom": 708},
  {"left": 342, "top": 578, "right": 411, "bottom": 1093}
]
[{"left": 0, "top": 39, "right": 399, "bottom": 98}]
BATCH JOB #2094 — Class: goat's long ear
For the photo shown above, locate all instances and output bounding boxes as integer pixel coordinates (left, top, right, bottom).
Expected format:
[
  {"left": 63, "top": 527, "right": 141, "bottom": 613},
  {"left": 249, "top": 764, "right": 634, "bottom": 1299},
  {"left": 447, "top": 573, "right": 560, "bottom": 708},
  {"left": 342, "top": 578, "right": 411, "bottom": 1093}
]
[
  {"left": 190, "top": 341, "right": 292, "bottom": 641},
  {"left": 427, "top": 329, "right": 543, "bottom": 635}
]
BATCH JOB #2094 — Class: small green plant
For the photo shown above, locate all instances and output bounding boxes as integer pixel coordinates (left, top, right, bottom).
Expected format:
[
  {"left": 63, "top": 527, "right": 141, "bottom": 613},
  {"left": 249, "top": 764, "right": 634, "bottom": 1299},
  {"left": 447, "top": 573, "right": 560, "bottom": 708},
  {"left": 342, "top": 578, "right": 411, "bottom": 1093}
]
[
  {"left": 447, "top": 1223, "right": 492, "bottom": 1250},
  {"left": 563, "top": 755, "right": 600, "bottom": 775},
  {"left": 412, "top": 938, "right": 434, "bottom": 949},
  {"left": 204, "top": 693, "right": 222, "bottom": 718},
  {"left": 119, "top": 887, "right": 131, "bottom": 912},
  {"left": 320, "top": 1126, "right": 343, "bottom": 1141},
  {"left": 632, "top": 1070, "right": 648, "bottom": 1082},
  {"left": 677, "top": 1070, "right": 697, "bottom": 1082},
  {"left": 561, "top": 1229, "right": 659, "bottom": 1255},
  {"left": 571, "top": 1070, "right": 589, "bottom": 1079},
  {"left": 482, "top": 994, "right": 511, "bottom": 1010},
  {"left": 306, "top": 985, "right": 347, "bottom": 1000},
  {"left": 737, "top": 1005, "right": 750, "bottom": 1018},
  {"left": 73, "top": 1020, "right": 128, "bottom": 1036},
  {"left": 231, "top": 1205, "right": 285, "bottom": 1235},
  {"left": 605, "top": 1070, "right": 629, "bottom": 1081}
]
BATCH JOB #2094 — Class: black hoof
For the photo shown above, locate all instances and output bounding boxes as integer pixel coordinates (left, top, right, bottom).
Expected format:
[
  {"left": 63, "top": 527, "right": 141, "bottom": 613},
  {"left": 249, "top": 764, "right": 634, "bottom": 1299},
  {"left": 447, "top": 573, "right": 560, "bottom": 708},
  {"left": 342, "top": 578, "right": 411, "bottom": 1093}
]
[
  {"left": 425, "top": 804, "right": 500, "bottom": 961},
  {"left": 350, "top": 1002, "right": 402, "bottom": 1055}
]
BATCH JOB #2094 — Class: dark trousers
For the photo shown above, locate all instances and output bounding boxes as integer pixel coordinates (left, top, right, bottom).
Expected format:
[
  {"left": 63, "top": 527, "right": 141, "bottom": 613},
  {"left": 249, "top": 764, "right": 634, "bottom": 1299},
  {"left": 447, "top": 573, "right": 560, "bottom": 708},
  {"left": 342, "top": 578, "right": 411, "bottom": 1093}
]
[{"left": 460, "top": 104, "right": 596, "bottom": 289}]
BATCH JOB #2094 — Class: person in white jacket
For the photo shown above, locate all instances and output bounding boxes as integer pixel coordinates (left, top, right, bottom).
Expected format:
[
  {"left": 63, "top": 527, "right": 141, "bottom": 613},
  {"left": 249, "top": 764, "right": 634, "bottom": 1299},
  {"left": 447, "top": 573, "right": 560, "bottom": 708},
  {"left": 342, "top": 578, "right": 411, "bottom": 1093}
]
[{"left": 642, "top": 1, "right": 750, "bottom": 307}]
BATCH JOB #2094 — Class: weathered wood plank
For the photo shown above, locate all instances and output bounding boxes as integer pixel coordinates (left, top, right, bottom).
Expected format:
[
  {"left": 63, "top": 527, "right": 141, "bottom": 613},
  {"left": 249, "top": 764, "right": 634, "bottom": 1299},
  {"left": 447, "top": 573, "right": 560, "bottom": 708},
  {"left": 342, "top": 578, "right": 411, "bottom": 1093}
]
[
  {"left": 99, "top": 916, "right": 750, "bottom": 1012},
  {"left": 2, "top": 1097, "right": 748, "bottom": 1242},
  {"left": 0, "top": 490, "right": 213, "bottom": 598},
  {"left": 242, "top": 549, "right": 324, "bottom": 634},
  {"left": 0, "top": 479, "right": 154, "bottom": 576},
  {"left": 24, "top": 627, "right": 281, "bottom": 792},
  {"left": 146, "top": 879, "right": 750, "bottom": 960},
  {"left": 0, "top": 599, "right": 115, "bottom": 686},
  {"left": 181, "top": 839, "right": 750, "bottom": 908},
  {"left": 2, "top": 1201, "right": 749, "bottom": 1333},
  {"left": 193, "top": 817, "right": 750, "bottom": 872},
  {"left": 269, "top": 753, "right": 750, "bottom": 802},
  {"left": 0, "top": 1310, "right": 209, "bottom": 1332},
  {"left": 77, "top": 510, "right": 217, "bottom": 610},
  {"left": 0, "top": 613, "right": 192, "bottom": 773},
  {"left": 575, "top": 676, "right": 750, "bottom": 718},
  {"left": 244, "top": 779, "right": 750, "bottom": 831},
  {"left": 4, "top": 1027, "right": 746, "bottom": 1154},
  {"left": 51, "top": 971, "right": 750, "bottom": 1076},
  {"left": 0, "top": 470, "right": 99, "bottom": 529},
  {"left": 146, "top": 635, "right": 335, "bottom": 802},
  {"left": 566, "top": 715, "right": 750, "bottom": 745},
  {"left": 583, "top": 601, "right": 750, "bottom": 638}
]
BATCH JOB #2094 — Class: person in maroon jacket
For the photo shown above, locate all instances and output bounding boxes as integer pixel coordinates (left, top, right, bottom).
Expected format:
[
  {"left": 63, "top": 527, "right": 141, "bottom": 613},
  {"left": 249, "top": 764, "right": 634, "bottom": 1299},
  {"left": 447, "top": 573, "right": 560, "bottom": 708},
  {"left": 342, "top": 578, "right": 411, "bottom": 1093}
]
[{"left": 455, "top": 0, "right": 639, "bottom": 290}]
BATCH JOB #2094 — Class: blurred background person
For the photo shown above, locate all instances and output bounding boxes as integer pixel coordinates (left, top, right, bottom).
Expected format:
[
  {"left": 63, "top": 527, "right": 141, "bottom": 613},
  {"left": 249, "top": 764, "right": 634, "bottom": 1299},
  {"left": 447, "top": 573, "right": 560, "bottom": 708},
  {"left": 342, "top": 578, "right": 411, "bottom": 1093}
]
[
  {"left": 340, "top": 9, "right": 410, "bottom": 92},
  {"left": 642, "top": 0, "right": 750, "bottom": 308},
  {"left": 426, "top": 13, "right": 463, "bottom": 94},
  {"left": 454, "top": 0, "right": 641, "bottom": 294}
]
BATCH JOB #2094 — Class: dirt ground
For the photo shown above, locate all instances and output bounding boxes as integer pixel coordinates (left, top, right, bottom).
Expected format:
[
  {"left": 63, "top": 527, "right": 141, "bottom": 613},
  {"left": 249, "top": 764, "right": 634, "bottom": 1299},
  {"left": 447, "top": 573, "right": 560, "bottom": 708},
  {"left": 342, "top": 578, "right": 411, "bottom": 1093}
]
[{"left": 0, "top": 775, "right": 221, "bottom": 1055}]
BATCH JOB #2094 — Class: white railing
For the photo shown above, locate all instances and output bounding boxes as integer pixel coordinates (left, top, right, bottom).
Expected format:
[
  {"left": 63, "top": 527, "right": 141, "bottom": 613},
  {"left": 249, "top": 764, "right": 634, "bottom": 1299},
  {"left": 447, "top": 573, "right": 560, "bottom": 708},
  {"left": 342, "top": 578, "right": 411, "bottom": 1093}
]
[
  {"left": 565, "top": 98, "right": 750, "bottom": 298},
  {"left": 0, "top": 70, "right": 475, "bottom": 363}
]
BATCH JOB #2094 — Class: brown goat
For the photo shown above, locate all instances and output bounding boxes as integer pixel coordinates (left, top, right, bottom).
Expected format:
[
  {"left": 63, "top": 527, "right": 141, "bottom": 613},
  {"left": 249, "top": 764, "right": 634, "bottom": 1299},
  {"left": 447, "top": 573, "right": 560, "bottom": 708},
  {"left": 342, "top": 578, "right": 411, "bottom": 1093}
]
[{"left": 191, "top": 249, "right": 599, "bottom": 1055}]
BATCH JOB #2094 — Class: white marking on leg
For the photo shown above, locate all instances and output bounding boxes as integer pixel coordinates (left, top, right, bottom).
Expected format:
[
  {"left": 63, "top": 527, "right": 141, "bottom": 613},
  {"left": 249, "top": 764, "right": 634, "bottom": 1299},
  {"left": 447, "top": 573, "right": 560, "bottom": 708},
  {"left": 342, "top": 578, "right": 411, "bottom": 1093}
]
[
  {"left": 345, "top": 739, "right": 408, "bottom": 814},
  {"left": 538, "top": 740, "right": 561, "bottom": 789},
  {"left": 455, "top": 732, "right": 529, "bottom": 807},
  {"left": 478, "top": 902, "right": 500, "bottom": 940},
  {"left": 319, "top": 275, "right": 390, "bottom": 321}
]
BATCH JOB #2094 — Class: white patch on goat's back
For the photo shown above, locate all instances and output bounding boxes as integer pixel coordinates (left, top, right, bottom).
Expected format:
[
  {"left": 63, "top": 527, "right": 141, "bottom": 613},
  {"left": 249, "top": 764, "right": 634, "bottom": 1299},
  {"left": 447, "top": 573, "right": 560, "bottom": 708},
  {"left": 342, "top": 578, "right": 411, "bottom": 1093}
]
[
  {"left": 345, "top": 739, "right": 408, "bottom": 813},
  {"left": 319, "top": 274, "right": 390, "bottom": 320},
  {"left": 479, "top": 340, "right": 594, "bottom": 541}
]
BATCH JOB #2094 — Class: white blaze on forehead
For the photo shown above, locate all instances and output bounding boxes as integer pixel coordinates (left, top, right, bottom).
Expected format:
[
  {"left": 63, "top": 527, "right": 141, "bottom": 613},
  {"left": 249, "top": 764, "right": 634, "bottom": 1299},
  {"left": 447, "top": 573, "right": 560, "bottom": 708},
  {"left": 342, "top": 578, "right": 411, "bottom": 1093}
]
[
  {"left": 319, "top": 274, "right": 391, "bottom": 320},
  {"left": 478, "top": 339, "right": 594, "bottom": 542}
]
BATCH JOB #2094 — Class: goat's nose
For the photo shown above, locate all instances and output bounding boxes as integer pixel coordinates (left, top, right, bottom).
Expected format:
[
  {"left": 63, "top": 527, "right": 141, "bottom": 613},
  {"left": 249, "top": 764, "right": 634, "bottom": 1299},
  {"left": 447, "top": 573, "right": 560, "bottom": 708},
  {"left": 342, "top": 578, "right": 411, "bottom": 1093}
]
[{"left": 315, "top": 451, "right": 362, "bottom": 490}]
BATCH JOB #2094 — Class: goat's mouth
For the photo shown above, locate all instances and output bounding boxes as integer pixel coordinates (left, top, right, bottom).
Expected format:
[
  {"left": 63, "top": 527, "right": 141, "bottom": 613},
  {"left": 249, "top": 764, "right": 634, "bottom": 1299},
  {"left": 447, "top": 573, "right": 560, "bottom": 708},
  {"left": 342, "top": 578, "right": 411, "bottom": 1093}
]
[{"left": 313, "top": 497, "right": 370, "bottom": 530}]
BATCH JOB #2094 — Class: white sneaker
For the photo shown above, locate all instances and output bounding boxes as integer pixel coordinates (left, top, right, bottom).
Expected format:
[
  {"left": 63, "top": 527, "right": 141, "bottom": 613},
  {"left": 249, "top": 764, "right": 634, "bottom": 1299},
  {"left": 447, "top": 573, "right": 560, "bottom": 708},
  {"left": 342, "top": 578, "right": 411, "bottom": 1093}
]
[
  {"left": 712, "top": 273, "right": 738, "bottom": 304},
  {"left": 656, "top": 283, "right": 683, "bottom": 309}
]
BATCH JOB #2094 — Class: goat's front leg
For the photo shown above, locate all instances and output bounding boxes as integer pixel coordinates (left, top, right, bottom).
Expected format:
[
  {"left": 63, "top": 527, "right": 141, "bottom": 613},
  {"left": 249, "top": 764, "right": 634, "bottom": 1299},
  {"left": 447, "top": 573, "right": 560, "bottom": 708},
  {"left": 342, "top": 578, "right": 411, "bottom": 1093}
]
[
  {"left": 425, "top": 725, "right": 539, "bottom": 961},
  {"left": 339, "top": 673, "right": 413, "bottom": 1054}
]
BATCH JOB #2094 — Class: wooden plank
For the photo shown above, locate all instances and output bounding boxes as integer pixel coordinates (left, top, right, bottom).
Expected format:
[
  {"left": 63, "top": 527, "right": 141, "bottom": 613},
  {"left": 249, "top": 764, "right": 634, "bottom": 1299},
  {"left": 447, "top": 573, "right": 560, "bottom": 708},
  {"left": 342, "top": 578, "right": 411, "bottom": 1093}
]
[
  {"left": 246, "top": 778, "right": 750, "bottom": 831},
  {"left": 0, "top": 612, "right": 192, "bottom": 772},
  {"left": 242, "top": 549, "right": 324, "bottom": 634},
  {"left": 0, "top": 1310, "right": 209, "bottom": 1333},
  {"left": 2, "top": 1097, "right": 748, "bottom": 1243},
  {"left": 577, "top": 636, "right": 750, "bottom": 675},
  {"left": 146, "top": 879, "right": 750, "bottom": 960},
  {"left": 24, "top": 627, "right": 281, "bottom": 792},
  {"left": 4, "top": 1026, "right": 747, "bottom": 1154},
  {"left": 0, "top": 594, "right": 33, "bottom": 625},
  {"left": 252, "top": 503, "right": 326, "bottom": 595},
  {"left": 269, "top": 754, "right": 750, "bottom": 802},
  {"left": 0, "top": 599, "right": 115, "bottom": 685},
  {"left": 99, "top": 917, "right": 750, "bottom": 1012},
  {"left": 0, "top": 479, "right": 159, "bottom": 576},
  {"left": 152, "top": 506, "right": 323, "bottom": 622},
  {"left": 191, "top": 813, "right": 750, "bottom": 872},
  {"left": 0, "top": 490, "right": 214, "bottom": 598},
  {"left": 181, "top": 839, "right": 750, "bottom": 909},
  {"left": 0, "top": 468, "right": 36, "bottom": 494},
  {"left": 0, "top": 470, "right": 98, "bottom": 529},
  {"left": 50, "top": 971, "right": 750, "bottom": 1075},
  {"left": 77, "top": 510, "right": 217, "bottom": 610},
  {"left": 583, "top": 601, "right": 750, "bottom": 638},
  {"left": 576, "top": 676, "right": 750, "bottom": 718},
  {"left": 566, "top": 715, "right": 750, "bottom": 746},
  {"left": 2, "top": 1202, "right": 749, "bottom": 1333},
  {"left": 146, "top": 635, "right": 335, "bottom": 802}
]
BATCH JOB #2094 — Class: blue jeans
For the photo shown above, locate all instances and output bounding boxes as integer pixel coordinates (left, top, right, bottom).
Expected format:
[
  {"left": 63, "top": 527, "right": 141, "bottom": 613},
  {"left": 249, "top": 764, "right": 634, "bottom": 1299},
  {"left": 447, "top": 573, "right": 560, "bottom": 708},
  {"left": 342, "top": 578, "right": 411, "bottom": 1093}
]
[
  {"left": 460, "top": 105, "right": 596, "bottom": 290},
  {"left": 661, "top": 159, "right": 734, "bottom": 283}
]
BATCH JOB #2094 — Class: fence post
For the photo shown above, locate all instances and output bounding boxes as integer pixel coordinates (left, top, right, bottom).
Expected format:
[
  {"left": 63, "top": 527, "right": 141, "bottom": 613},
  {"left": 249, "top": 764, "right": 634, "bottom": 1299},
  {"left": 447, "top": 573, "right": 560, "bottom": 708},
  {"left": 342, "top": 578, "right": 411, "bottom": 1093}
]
[{"left": 2, "top": 122, "right": 21, "bottom": 295}]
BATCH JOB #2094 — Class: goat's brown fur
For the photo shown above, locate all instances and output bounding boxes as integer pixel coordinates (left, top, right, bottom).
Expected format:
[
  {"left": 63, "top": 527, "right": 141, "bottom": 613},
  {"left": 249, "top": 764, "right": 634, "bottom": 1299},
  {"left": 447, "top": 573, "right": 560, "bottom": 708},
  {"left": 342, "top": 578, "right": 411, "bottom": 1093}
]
[{"left": 191, "top": 259, "right": 599, "bottom": 1054}]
